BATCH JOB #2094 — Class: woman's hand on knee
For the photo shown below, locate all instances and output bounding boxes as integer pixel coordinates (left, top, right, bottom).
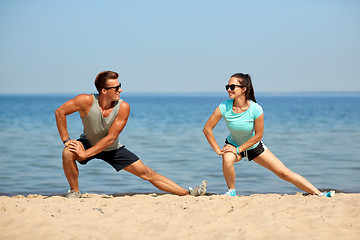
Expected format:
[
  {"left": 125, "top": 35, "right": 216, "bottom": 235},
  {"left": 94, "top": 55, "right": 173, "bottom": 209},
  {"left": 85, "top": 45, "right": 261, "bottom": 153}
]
[
  {"left": 215, "top": 148, "right": 225, "bottom": 156},
  {"left": 221, "top": 144, "right": 237, "bottom": 155}
]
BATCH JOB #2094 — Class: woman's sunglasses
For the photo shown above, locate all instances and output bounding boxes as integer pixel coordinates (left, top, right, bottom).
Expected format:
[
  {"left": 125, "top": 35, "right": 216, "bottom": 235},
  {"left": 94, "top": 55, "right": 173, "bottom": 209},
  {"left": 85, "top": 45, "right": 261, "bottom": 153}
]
[
  {"left": 104, "top": 83, "right": 121, "bottom": 91},
  {"left": 225, "top": 84, "right": 244, "bottom": 90}
]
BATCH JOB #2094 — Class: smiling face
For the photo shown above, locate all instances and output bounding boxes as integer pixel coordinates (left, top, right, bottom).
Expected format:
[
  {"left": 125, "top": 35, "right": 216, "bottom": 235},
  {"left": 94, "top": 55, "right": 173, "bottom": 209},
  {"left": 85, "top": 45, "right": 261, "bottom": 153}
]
[
  {"left": 103, "top": 79, "right": 122, "bottom": 101},
  {"left": 227, "top": 77, "right": 246, "bottom": 99}
]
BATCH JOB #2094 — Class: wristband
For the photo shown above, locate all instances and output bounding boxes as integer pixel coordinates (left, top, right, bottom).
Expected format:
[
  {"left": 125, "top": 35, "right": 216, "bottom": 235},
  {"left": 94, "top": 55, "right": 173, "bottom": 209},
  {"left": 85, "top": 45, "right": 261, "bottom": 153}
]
[
  {"left": 63, "top": 138, "right": 71, "bottom": 144},
  {"left": 236, "top": 147, "right": 240, "bottom": 155}
]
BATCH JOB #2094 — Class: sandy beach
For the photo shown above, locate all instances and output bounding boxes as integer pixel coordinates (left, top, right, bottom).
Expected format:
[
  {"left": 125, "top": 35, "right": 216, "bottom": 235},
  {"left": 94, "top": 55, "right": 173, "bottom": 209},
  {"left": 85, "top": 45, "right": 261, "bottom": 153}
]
[{"left": 1, "top": 193, "right": 359, "bottom": 240}]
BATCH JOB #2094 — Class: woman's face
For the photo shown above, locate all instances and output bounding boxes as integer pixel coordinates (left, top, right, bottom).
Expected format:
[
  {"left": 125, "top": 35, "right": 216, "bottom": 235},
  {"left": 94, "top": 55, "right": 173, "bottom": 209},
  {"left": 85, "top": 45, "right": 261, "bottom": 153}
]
[{"left": 227, "top": 77, "right": 245, "bottom": 99}]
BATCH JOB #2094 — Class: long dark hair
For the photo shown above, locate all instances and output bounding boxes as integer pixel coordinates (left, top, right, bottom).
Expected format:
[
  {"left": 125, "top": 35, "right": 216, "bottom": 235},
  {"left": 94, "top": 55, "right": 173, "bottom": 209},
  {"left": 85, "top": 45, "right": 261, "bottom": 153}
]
[{"left": 230, "top": 73, "right": 257, "bottom": 103}]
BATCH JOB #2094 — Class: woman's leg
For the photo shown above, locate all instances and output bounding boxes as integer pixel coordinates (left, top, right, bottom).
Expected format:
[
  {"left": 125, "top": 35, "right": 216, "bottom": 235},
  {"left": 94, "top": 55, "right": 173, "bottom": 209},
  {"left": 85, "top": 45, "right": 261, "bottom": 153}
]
[
  {"left": 253, "top": 149, "right": 321, "bottom": 194},
  {"left": 222, "top": 152, "right": 241, "bottom": 189}
]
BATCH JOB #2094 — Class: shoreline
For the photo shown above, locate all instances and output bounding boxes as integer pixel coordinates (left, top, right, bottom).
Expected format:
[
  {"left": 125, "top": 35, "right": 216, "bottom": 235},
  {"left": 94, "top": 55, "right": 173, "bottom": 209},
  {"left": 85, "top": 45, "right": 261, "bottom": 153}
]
[
  {"left": 1, "top": 193, "right": 359, "bottom": 240},
  {"left": 0, "top": 188, "right": 353, "bottom": 198}
]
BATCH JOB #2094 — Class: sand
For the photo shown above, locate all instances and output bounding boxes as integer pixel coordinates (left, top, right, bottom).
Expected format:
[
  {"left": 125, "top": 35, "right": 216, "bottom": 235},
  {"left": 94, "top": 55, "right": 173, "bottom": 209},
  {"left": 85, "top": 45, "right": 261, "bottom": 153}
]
[{"left": 1, "top": 193, "right": 359, "bottom": 240}]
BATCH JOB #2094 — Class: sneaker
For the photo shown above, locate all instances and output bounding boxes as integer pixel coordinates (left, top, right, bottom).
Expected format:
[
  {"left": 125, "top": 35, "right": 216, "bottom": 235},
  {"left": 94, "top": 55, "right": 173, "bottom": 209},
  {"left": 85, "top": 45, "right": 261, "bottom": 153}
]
[
  {"left": 224, "top": 189, "right": 236, "bottom": 196},
  {"left": 317, "top": 190, "right": 335, "bottom": 197},
  {"left": 66, "top": 190, "right": 81, "bottom": 198},
  {"left": 188, "top": 180, "right": 207, "bottom": 196}
]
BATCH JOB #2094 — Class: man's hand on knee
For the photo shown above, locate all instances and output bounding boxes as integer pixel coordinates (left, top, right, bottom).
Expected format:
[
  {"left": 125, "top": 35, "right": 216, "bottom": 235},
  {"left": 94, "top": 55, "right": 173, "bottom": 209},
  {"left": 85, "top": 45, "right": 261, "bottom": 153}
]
[{"left": 67, "top": 141, "right": 87, "bottom": 161}]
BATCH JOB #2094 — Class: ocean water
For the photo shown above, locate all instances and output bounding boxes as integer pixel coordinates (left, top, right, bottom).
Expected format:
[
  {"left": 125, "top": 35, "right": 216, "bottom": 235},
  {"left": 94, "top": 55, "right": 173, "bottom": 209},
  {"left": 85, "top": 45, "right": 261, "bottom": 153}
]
[{"left": 0, "top": 93, "right": 359, "bottom": 196}]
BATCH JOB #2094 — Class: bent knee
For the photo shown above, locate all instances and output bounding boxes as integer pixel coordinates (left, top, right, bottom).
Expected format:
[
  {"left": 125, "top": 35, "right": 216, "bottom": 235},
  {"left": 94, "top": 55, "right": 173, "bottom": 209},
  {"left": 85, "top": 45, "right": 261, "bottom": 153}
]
[
  {"left": 222, "top": 152, "right": 238, "bottom": 165},
  {"left": 62, "top": 146, "right": 72, "bottom": 156},
  {"left": 62, "top": 147, "right": 77, "bottom": 160}
]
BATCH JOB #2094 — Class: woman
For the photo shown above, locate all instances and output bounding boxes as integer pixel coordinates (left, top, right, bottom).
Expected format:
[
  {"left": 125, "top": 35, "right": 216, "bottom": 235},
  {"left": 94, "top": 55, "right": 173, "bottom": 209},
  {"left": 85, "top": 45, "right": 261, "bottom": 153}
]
[{"left": 203, "top": 73, "right": 334, "bottom": 197}]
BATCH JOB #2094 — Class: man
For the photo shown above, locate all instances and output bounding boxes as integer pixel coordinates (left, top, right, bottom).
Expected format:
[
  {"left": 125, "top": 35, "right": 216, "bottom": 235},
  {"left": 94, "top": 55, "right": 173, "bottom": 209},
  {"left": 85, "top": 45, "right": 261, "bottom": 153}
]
[{"left": 55, "top": 71, "right": 207, "bottom": 198}]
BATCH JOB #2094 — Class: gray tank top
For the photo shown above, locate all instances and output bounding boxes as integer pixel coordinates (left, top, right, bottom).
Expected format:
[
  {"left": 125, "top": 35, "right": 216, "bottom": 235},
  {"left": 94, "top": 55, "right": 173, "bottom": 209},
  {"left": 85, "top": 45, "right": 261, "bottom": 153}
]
[{"left": 80, "top": 94, "right": 123, "bottom": 151}]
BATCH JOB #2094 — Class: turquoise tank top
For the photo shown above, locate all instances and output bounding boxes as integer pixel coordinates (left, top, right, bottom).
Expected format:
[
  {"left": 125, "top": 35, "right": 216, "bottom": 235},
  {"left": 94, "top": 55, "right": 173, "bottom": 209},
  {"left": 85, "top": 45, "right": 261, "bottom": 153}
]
[{"left": 219, "top": 100, "right": 263, "bottom": 150}]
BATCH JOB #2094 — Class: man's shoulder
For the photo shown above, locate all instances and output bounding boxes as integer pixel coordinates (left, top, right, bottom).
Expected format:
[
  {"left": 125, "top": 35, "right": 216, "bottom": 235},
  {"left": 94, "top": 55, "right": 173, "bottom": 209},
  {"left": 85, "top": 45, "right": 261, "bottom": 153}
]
[
  {"left": 119, "top": 99, "right": 129, "bottom": 106},
  {"left": 73, "top": 94, "right": 94, "bottom": 105},
  {"left": 76, "top": 93, "right": 94, "bottom": 100},
  {"left": 119, "top": 100, "right": 130, "bottom": 112}
]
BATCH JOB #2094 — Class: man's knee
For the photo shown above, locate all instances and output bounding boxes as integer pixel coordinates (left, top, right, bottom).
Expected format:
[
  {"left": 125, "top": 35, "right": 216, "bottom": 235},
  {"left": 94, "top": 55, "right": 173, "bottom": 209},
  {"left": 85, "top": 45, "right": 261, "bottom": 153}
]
[
  {"left": 140, "top": 166, "right": 157, "bottom": 181},
  {"left": 125, "top": 160, "right": 158, "bottom": 181},
  {"left": 62, "top": 147, "right": 76, "bottom": 161},
  {"left": 133, "top": 164, "right": 156, "bottom": 181}
]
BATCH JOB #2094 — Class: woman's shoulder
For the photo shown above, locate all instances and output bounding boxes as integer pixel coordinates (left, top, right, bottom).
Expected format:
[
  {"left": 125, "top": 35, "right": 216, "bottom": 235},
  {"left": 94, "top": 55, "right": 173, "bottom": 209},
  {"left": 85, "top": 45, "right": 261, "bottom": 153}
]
[
  {"left": 250, "top": 100, "right": 262, "bottom": 108},
  {"left": 249, "top": 101, "right": 263, "bottom": 117},
  {"left": 219, "top": 99, "right": 233, "bottom": 116},
  {"left": 219, "top": 99, "right": 233, "bottom": 109},
  {"left": 220, "top": 99, "right": 233, "bottom": 107}
]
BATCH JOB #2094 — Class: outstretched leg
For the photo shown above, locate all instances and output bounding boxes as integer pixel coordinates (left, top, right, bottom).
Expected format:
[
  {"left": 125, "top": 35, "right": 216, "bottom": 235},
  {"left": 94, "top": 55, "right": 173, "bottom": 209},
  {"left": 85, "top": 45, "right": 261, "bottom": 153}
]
[
  {"left": 123, "top": 159, "right": 190, "bottom": 196},
  {"left": 253, "top": 149, "right": 321, "bottom": 194}
]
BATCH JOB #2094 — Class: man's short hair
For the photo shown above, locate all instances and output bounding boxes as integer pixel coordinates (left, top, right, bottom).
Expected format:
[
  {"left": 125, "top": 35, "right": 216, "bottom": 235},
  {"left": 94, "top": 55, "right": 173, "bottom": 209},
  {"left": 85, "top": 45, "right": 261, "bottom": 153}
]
[{"left": 94, "top": 71, "right": 119, "bottom": 93}]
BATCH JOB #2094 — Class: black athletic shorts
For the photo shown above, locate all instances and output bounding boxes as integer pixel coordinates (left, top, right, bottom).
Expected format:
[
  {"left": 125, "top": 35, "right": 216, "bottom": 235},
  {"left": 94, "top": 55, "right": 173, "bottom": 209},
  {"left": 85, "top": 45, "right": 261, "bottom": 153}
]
[
  {"left": 77, "top": 138, "right": 139, "bottom": 172},
  {"left": 225, "top": 139, "right": 267, "bottom": 161}
]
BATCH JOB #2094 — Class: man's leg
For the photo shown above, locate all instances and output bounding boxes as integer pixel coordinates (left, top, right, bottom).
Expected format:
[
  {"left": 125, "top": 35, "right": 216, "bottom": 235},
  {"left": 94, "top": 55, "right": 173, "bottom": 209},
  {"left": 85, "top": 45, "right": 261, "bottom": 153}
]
[
  {"left": 123, "top": 159, "right": 190, "bottom": 196},
  {"left": 62, "top": 146, "right": 80, "bottom": 193}
]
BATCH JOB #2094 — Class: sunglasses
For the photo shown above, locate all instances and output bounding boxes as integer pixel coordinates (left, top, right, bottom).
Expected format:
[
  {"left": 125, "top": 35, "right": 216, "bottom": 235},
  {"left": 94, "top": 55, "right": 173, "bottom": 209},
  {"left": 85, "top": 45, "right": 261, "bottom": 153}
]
[
  {"left": 104, "top": 83, "right": 121, "bottom": 91},
  {"left": 225, "top": 84, "right": 244, "bottom": 90}
]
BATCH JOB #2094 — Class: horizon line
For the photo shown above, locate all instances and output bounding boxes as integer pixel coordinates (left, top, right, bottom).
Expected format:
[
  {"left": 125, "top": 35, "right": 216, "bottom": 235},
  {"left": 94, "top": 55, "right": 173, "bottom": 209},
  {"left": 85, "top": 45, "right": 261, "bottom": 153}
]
[{"left": 1, "top": 90, "right": 360, "bottom": 97}]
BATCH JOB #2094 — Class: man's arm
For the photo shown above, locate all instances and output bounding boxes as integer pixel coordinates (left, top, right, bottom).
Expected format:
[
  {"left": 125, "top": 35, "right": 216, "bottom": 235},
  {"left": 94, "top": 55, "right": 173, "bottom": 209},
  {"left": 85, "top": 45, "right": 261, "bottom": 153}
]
[
  {"left": 67, "top": 101, "right": 131, "bottom": 160},
  {"left": 55, "top": 94, "right": 93, "bottom": 144}
]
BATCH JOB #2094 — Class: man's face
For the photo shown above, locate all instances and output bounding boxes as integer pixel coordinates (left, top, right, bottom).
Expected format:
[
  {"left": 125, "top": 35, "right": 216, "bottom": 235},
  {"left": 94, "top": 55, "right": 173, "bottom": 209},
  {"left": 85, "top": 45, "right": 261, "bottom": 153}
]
[{"left": 104, "top": 79, "right": 122, "bottom": 101}]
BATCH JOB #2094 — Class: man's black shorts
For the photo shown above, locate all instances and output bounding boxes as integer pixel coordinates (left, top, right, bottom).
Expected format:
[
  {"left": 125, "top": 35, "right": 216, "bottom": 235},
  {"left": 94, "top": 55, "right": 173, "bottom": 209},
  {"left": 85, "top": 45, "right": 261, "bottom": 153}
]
[{"left": 77, "top": 138, "right": 139, "bottom": 172}]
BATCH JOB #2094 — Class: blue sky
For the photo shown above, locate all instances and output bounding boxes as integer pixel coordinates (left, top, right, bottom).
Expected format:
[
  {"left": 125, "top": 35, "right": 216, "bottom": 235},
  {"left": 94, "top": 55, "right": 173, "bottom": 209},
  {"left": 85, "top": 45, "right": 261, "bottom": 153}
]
[{"left": 0, "top": 0, "right": 359, "bottom": 94}]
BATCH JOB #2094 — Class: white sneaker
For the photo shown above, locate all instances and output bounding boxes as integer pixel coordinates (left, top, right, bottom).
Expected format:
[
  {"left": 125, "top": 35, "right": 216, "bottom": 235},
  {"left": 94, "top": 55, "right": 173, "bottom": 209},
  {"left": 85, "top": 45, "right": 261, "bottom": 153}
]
[
  {"left": 66, "top": 190, "right": 81, "bottom": 198},
  {"left": 188, "top": 180, "right": 207, "bottom": 196}
]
